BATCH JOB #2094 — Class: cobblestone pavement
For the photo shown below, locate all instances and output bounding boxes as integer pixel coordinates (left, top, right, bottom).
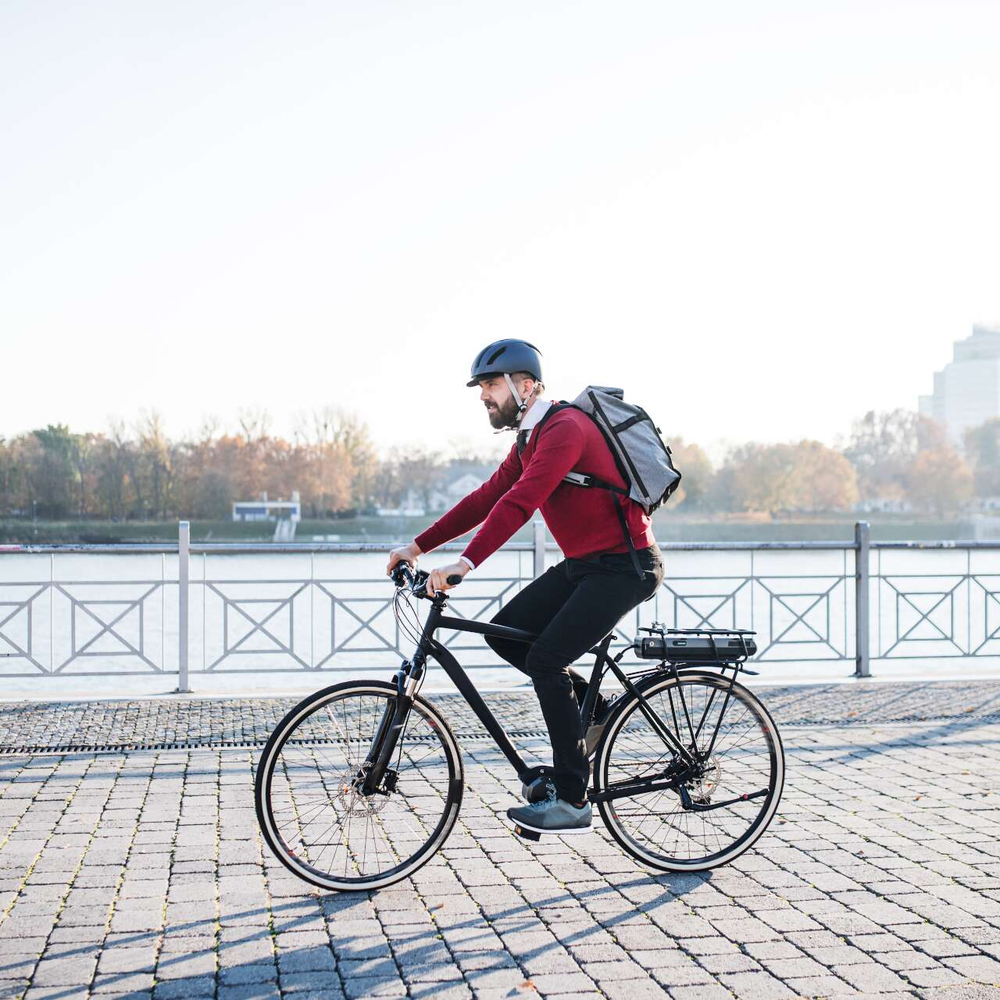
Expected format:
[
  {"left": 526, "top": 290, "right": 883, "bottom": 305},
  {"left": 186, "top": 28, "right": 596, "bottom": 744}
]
[
  {"left": 4, "top": 679, "right": 1000, "bottom": 750},
  {"left": 2, "top": 684, "right": 1000, "bottom": 1000}
]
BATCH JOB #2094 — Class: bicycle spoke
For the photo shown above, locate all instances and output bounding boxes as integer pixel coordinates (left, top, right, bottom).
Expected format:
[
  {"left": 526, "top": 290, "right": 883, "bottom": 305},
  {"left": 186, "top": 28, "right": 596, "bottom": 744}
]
[
  {"left": 597, "top": 676, "right": 782, "bottom": 869},
  {"left": 258, "top": 685, "right": 460, "bottom": 889}
]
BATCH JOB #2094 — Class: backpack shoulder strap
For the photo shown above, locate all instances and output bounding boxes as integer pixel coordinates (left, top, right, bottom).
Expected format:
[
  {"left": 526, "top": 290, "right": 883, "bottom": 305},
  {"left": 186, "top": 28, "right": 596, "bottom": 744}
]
[
  {"left": 533, "top": 401, "right": 644, "bottom": 579},
  {"left": 530, "top": 401, "right": 572, "bottom": 435},
  {"left": 531, "top": 403, "right": 626, "bottom": 493}
]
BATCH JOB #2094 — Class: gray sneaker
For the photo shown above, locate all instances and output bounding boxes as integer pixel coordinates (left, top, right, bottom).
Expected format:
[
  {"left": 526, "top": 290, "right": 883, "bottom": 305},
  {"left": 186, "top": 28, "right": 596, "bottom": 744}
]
[{"left": 507, "top": 789, "right": 592, "bottom": 837}]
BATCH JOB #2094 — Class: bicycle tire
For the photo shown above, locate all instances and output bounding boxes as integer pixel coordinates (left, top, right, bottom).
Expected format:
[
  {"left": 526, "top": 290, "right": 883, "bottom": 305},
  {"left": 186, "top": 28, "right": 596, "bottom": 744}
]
[
  {"left": 593, "top": 671, "right": 784, "bottom": 872},
  {"left": 255, "top": 680, "right": 463, "bottom": 892}
]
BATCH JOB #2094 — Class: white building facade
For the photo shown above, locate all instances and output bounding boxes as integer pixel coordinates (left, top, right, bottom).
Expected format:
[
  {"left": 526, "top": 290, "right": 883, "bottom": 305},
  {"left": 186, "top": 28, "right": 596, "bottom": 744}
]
[
  {"left": 232, "top": 491, "right": 301, "bottom": 522},
  {"left": 919, "top": 324, "right": 1000, "bottom": 446}
]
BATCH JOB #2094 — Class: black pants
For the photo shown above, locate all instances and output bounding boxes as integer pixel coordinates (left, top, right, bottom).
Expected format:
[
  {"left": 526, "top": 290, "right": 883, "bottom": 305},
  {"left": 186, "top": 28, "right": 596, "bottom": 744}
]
[{"left": 485, "top": 545, "right": 665, "bottom": 802}]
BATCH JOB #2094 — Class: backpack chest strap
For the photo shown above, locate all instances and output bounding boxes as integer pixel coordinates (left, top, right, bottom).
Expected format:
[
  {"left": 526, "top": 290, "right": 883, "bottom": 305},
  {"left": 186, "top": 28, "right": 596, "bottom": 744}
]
[{"left": 562, "top": 470, "right": 628, "bottom": 494}]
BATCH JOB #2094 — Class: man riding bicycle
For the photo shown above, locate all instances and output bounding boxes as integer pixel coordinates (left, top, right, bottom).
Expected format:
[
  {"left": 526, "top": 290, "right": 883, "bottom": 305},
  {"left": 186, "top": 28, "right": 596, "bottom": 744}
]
[{"left": 387, "top": 339, "right": 664, "bottom": 835}]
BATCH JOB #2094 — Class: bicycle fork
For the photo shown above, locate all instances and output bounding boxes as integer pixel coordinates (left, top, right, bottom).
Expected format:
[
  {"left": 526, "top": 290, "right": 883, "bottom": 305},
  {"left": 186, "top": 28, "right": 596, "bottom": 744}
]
[{"left": 356, "top": 659, "right": 424, "bottom": 796}]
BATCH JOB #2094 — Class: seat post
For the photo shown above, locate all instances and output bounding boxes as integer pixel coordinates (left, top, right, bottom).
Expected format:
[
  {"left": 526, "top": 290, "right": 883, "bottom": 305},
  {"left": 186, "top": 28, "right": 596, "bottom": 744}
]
[{"left": 581, "top": 632, "right": 616, "bottom": 725}]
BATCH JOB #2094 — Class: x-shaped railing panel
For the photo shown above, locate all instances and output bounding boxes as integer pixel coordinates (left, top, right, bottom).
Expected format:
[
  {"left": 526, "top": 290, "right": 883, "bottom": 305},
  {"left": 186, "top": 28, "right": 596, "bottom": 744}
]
[
  {"left": 873, "top": 571, "right": 1000, "bottom": 658},
  {"left": 0, "top": 580, "right": 168, "bottom": 674},
  {"left": 195, "top": 575, "right": 533, "bottom": 672},
  {"left": 655, "top": 573, "right": 851, "bottom": 661},
  {"left": 0, "top": 585, "right": 47, "bottom": 672},
  {"left": 56, "top": 582, "right": 163, "bottom": 672}
]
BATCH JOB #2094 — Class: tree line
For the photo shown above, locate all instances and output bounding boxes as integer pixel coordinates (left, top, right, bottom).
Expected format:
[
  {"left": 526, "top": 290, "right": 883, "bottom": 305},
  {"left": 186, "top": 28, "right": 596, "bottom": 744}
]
[{"left": 1, "top": 407, "right": 997, "bottom": 521}]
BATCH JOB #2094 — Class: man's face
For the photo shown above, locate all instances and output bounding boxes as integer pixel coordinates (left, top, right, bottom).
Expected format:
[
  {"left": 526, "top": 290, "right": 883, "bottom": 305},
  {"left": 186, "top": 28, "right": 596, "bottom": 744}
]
[{"left": 478, "top": 376, "right": 532, "bottom": 429}]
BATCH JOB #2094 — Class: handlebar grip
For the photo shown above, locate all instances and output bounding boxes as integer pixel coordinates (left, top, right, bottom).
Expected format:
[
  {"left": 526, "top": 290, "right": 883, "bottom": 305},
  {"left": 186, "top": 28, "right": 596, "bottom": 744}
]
[{"left": 446, "top": 574, "right": 463, "bottom": 586}]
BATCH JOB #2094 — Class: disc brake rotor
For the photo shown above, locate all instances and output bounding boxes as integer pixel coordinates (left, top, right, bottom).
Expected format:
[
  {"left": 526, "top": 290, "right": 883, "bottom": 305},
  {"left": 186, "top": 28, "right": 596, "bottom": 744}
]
[
  {"left": 686, "top": 754, "right": 722, "bottom": 805},
  {"left": 335, "top": 767, "right": 395, "bottom": 816}
]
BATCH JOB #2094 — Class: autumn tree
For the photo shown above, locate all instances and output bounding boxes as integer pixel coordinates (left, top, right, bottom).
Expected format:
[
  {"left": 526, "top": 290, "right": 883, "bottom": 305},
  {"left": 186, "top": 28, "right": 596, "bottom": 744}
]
[
  {"left": 27, "top": 426, "right": 79, "bottom": 518},
  {"left": 384, "top": 446, "right": 446, "bottom": 511},
  {"left": 295, "top": 408, "right": 366, "bottom": 512},
  {"left": 94, "top": 423, "right": 130, "bottom": 520},
  {"left": 844, "top": 409, "right": 946, "bottom": 505},
  {"left": 664, "top": 438, "right": 713, "bottom": 510},
  {"left": 2, "top": 408, "right": 745, "bottom": 524},
  {"left": 0, "top": 437, "right": 28, "bottom": 516},
  {"left": 963, "top": 418, "right": 1000, "bottom": 498},
  {"left": 906, "top": 446, "right": 973, "bottom": 516},
  {"left": 786, "top": 441, "right": 859, "bottom": 511},
  {"left": 713, "top": 441, "right": 857, "bottom": 514},
  {"left": 72, "top": 432, "right": 101, "bottom": 521},
  {"left": 445, "top": 435, "right": 508, "bottom": 468}
]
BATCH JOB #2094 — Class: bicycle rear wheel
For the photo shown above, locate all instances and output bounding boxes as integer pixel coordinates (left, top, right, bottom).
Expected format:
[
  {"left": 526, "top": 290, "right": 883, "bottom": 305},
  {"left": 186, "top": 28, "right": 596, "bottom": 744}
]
[
  {"left": 594, "top": 671, "right": 783, "bottom": 871},
  {"left": 255, "top": 680, "right": 463, "bottom": 891}
]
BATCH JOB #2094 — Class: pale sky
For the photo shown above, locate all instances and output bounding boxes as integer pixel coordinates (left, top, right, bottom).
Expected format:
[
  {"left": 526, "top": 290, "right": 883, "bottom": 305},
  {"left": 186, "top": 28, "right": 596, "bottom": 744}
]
[{"left": 2, "top": 1, "right": 999, "bottom": 463}]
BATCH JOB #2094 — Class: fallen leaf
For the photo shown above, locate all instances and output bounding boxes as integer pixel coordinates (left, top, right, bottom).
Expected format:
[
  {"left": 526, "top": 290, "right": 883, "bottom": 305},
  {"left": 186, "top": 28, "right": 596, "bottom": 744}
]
[{"left": 520, "top": 980, "right": 537, "bottom": 992}]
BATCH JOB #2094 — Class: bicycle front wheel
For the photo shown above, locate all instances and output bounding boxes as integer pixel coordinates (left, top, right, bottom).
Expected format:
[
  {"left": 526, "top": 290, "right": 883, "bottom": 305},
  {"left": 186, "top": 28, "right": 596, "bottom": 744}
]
[
  {"left": 594, "top": 671, "right": 784, "bottom": 872},
  {"left": 255, "top": 681, "right": 463, "bottom": 891}
]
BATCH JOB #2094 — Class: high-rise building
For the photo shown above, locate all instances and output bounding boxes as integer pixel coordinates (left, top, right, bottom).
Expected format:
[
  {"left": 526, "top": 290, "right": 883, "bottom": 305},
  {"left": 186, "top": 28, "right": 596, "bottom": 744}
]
[{"left": 919, "top": 324, "right": 1000, "bottom": 446}]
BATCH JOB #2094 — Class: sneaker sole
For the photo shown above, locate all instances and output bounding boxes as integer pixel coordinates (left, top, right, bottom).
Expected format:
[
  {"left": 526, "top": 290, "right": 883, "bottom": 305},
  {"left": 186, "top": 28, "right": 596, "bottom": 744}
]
[{"left": 508, "top": 818, "right": 593, "bottom": 836}]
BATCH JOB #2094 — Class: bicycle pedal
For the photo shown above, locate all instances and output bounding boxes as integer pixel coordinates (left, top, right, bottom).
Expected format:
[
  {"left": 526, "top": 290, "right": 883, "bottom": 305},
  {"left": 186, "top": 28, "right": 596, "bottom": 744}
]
[
  {"left": 513, "top": 824, "right": 541, "bottom": 842},
  {"left": 522, "top": 776, "right": 554, "bottom": 803}
]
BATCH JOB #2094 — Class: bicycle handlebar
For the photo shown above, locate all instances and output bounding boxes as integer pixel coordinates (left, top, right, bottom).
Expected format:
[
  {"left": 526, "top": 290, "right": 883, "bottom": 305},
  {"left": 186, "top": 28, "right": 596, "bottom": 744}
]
[{"left": 390, "top": 562, "right": 463, "bottom": 597}]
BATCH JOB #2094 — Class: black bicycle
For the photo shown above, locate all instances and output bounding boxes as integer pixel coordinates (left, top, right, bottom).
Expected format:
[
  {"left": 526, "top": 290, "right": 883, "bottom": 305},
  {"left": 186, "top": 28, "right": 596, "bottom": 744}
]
[{"left": 255, "top": 565, "right": 785, "bottom": 891}]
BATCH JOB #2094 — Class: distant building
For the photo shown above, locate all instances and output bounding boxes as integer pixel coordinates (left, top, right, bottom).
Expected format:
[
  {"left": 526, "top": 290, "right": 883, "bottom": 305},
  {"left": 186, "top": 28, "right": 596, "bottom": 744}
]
[
  {"left": 374, "top": 464, "right": 494, "bottom": 518},
  {"left": 425, "top": 471, "right": 490, "bottom": 513},
  {"left": 233, "top": 491, "right": 301, "bottom": 523},
  {"left": 853, "top": 497, "right": 913, "bottom": 515},
  {"left": 919, "top": 324, "right": 1000, "bottom": 446}
]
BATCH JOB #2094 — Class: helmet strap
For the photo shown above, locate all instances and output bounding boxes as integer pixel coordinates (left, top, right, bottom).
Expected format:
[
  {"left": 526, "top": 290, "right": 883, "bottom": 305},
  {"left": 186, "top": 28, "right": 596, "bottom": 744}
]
[{"left": 503, "top": 373, "right": 530, "bottom": 428}]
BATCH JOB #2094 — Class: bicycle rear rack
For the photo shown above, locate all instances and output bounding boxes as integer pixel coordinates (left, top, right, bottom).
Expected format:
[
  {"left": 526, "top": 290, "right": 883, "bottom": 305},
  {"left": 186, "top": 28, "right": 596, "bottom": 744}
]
[{"left": 633, "top": 624, "right": 759, "bottom": 675}]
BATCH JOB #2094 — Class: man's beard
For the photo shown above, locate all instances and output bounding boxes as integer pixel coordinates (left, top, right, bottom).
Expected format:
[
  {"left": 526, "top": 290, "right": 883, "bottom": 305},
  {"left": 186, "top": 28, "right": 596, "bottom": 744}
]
[{"left": 485, "top": 395, "right": 519, "bottom": 430}]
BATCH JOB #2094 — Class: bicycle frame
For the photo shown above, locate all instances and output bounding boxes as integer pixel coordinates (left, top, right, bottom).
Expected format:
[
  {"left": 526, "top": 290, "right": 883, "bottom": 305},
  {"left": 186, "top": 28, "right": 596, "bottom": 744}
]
[
  {"left": 422, "top": 599, "right": 553, "bottom": 777},
  {"left": 362, "top": 593, "right": 702, "bottom": 795},
  {"left": 260, "top": 583, "right": 780, "bottom": 887}
]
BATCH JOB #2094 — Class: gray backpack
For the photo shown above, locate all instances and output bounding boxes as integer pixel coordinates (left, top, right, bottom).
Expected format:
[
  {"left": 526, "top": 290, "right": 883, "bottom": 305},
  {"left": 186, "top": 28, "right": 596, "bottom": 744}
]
[{"left": 534, "top": 386, "right": 681, "bottom": 576}]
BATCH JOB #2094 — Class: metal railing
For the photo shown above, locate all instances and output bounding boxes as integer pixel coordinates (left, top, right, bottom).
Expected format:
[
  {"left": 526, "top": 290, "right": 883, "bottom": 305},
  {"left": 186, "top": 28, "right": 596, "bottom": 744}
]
[{"left": 3, "top": 520, "right": 1000, "bottom": 688}]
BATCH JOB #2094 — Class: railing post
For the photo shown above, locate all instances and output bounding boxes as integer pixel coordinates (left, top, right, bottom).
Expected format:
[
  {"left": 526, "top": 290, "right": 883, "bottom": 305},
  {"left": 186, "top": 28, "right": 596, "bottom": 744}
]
[
  {"left": 533, "top": 519, "right": 546, "bottom": 579},
  {"left": 854, "top": 520, "right": 870, "bottom": 678},
  {"left": 177, "top": 520, "right": 191, "bottom": 693}
]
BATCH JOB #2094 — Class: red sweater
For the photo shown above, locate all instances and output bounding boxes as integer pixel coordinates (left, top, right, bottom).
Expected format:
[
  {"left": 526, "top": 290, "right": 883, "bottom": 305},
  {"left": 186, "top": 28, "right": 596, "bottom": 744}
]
[{"left": 415, "top": 405, "right": 656, "bottom": 568}]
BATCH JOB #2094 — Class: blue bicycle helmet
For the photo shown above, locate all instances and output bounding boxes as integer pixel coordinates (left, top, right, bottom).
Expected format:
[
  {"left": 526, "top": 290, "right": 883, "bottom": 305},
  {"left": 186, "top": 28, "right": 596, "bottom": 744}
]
[{"left": 466, "top": 339, "right": 543, "bottom": 387}]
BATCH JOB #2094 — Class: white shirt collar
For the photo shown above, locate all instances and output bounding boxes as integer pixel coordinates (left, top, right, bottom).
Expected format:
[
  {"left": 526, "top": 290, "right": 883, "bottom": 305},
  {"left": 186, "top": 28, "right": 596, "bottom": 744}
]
[{"left": 518, "top": 398, "right": 551, "bottom": 439}]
